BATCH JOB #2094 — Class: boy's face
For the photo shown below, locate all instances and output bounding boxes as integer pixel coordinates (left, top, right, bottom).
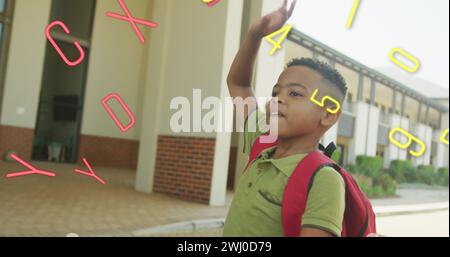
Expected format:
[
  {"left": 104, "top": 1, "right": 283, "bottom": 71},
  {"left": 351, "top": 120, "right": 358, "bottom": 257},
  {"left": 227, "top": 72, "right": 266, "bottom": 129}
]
[{"left": 265, "top": 66, "right": 342, "bottom": 139}]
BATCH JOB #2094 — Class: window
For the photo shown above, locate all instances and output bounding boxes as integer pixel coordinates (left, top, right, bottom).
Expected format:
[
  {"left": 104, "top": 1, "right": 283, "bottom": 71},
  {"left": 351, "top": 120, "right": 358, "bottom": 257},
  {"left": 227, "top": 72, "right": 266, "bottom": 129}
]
[{"left": 0, "top": 0, "right": 14, "bottom": 116}]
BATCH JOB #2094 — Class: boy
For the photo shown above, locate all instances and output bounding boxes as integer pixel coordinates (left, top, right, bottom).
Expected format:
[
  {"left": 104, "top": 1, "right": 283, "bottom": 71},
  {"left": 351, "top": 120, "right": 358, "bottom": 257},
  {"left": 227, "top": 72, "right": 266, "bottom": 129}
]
[{"left": 224, "top": 0, "right": 348, "bottom": 237}]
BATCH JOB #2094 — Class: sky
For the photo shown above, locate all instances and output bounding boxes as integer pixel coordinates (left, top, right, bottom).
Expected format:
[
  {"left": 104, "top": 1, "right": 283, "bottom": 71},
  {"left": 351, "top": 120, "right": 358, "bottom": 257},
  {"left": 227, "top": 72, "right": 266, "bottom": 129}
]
[{"left": 287, "top": 0, "right": 449, "bottom": 89}]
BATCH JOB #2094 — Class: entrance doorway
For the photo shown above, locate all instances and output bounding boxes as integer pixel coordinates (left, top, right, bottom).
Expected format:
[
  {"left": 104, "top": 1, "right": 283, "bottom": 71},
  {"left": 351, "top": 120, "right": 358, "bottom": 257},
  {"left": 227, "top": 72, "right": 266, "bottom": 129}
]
[{"left": 32, "top": 0, "right": 96, "bottom": 163}]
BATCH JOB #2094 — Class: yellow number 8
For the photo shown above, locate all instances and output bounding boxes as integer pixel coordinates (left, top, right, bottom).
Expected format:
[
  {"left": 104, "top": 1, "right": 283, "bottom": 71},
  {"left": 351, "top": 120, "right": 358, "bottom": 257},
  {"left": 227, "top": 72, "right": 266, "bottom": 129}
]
[
  {"left": 389, "top": 128, "right": 426, "bottom": 157},
  {"left": 310, "top": 89, "right": 341, "bottom": 114}
]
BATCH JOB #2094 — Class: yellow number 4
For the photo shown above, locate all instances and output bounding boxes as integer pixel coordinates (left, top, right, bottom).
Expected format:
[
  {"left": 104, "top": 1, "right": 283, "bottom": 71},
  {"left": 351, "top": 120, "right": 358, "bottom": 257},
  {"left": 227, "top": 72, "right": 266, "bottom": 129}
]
[
  {"left": 265, "top": 25, "right": 293, "bottom": 55},
  {"left": 310, "top": 89, "right": 341, "bottom": 114}
]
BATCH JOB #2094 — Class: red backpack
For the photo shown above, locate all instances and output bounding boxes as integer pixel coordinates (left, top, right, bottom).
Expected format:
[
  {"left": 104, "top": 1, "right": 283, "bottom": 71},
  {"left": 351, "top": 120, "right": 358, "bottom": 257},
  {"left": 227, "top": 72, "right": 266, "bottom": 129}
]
[{"left": 243, "top": 135, "right": 377, "bottom": 237}]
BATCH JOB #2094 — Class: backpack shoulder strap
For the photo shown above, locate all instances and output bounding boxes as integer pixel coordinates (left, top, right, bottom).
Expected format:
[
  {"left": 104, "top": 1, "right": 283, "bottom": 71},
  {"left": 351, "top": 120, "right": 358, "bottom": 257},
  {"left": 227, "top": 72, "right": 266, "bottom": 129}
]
[
  {"left": 242, "top": 135, "right": 278, "bottom": 173},
  {"left": 281, "top": 151, "right": 340, "bottom": 237}
]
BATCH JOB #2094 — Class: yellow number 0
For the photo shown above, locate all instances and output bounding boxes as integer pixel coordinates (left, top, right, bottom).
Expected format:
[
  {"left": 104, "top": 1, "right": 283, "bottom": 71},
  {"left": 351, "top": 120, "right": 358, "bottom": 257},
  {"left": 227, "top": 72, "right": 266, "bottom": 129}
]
[
  {"left": 389, "top": 128, "right": 426, "bottom": 157},
  {"left": 389, "top": 48, "right": 421, "bottom": 73},
  {"left": 310, "top": 89, "right": 341, "bottom": 114}
]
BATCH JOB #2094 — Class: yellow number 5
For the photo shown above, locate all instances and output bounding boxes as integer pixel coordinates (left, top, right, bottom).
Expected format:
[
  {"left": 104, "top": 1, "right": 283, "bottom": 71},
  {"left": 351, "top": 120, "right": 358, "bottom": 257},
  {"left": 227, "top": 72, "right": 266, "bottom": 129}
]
[
  {"left": 310, "top": 89, "right": 341, "bottom": 114},
  {"left": 389, "top": 128, "right": 426, "bottom": 157}
]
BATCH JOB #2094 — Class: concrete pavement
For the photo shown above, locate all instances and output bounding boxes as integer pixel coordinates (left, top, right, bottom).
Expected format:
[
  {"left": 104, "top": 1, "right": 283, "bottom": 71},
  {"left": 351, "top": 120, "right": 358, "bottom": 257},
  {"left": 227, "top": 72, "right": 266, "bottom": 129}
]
[{"left": 0, "top": 160, "right": 448, "bottom": 237}]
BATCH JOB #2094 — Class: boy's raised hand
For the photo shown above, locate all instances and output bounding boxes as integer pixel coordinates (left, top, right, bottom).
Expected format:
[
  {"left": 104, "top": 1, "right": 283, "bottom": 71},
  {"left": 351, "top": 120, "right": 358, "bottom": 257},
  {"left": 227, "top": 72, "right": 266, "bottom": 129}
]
[
  {"left": 251, "top": 0, "right": 297, "bottom": 38},
  {"left": 227, "top": 0, "right": 297, "bottom": 127}
]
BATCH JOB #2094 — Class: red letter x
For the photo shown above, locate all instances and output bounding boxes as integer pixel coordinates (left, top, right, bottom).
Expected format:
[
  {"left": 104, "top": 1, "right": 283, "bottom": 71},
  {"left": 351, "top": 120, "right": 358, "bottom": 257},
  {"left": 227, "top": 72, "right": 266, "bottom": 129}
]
[
  {"left": 107, "top": 0, "right": 158, "bottom": 44},
  {"left": 6, "top": 154, "right": 56, "bottom": 178}
]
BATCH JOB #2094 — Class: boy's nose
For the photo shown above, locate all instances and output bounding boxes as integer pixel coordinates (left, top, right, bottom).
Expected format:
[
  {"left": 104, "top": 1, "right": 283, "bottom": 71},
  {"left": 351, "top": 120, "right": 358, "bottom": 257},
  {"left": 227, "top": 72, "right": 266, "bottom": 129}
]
[{"left": 272, "top": 96, "right": 285, "bottom": 105}]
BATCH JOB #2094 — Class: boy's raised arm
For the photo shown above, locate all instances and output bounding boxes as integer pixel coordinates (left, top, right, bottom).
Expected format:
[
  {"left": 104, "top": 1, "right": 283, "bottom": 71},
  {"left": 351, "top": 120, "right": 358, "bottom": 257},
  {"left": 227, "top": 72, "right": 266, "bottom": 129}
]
[{"left": 227, "top": 0, "right": 297, "bottom": 125}]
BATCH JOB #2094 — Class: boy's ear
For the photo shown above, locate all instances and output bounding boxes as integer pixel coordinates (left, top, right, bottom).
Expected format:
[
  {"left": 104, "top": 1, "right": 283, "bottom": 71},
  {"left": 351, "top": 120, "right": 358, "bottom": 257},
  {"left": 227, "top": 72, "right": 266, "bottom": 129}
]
[{"left": 320, "top": 108, "right": 341, "bottom": 127}]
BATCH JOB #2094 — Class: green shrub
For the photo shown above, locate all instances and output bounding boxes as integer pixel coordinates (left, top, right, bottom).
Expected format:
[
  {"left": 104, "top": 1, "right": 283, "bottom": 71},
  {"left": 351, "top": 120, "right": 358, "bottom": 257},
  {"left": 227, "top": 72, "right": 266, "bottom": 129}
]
[
  {"left": 417, "top": 165, "right": 436, "bottom": 185},
  {"left": 355, "top": 156, "right": 384, "bottom": 178},
  {"left": 352, "top": 174, "right": 373, "bottom": 196},
  {"left": 371, "top": 186, "right": 384, "bottom": 198},
  {"left": 388, "top": 161, "right": 448, "bottom": 187},
  {"left": 389, "top": 160, "right": 414, "bottom": 183},
  {"left": 331, "top": 148, "right": 342, "bottom": 164},
  {"left": 373, "top": 173, "right": 397, "bottom": 196},
  {"left": 348, "top": 157, "right": 398, "bottom": 198},
  {"left": 436, "top": 168, "right": 449, "bottom": 187},
  {"left": 344, "top": 164, "right": 357, "bottom": 174}
]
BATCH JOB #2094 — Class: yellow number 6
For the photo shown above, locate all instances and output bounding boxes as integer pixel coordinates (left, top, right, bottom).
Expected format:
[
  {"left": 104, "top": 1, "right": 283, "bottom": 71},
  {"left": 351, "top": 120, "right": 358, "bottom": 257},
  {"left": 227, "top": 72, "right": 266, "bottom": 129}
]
[
  {"left": 310, "top": 89, "right": 341, "bottom": 114},
  {"left": 441, "top": 129, "right": 449, "bottom": 145},
  {"left": 389, "top": 128, "right": 426, "bottom": 157}
]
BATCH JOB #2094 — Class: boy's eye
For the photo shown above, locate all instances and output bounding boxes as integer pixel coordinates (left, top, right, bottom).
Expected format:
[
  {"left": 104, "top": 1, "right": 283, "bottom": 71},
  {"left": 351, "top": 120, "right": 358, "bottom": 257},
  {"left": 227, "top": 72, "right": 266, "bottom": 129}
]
[
  {"left": 289, "top": 91, "right": 303, "bottom": 97},
  {"left": 272, "top": 91, "right": 278, "bottom": 97}
]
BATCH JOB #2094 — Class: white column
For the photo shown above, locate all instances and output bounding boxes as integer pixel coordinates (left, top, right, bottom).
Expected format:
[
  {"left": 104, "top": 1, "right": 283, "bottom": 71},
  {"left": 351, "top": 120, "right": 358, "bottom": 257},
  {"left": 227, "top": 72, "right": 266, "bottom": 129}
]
[
  {"left": 398, "top": 116, "right": 410, "bottom": 160},
  {"left": 135, "top": 0, "right": 244, "bottom": 208},
  {"left": 209, "top": 0, "right": 244, "bottom": 206},
  {"left": 1, "top": 0, "right": 52, "bottom": 127},
  {"left": 135, "top": 0, "right": 173, "bottom": 193},
  {"left": 413, "top": 124, "right": 433, "bottom": 166},
  {"left": 435, "top": 113, "right": 449, "bottom": 168},
  {"left": 348, "top": 102, "right": 369, "bottom": 164},
  {"left": 348, "top": 102, "right": 380, "bottom": 164},
  {"left": 366, "top": 105, "right": 380, "bottom": 156},
  {"left": 349, "top": 103, "right": 366, "bottom": 164},
  {"left": 253, "top": 0, "right": 287, "bottom": 102},
  {"left": 385, "top": 114, "right": 410, "bottom": 167},
  {"left": 322, "top": 123, "right": 338, "bottom": 147}
]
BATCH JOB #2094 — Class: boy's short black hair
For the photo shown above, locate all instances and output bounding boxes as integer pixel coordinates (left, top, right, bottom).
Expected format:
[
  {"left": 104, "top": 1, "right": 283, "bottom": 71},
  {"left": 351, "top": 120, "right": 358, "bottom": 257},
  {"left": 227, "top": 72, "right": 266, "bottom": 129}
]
[{"left": 286, "top": 58, "right": 348, "bottom": 97}]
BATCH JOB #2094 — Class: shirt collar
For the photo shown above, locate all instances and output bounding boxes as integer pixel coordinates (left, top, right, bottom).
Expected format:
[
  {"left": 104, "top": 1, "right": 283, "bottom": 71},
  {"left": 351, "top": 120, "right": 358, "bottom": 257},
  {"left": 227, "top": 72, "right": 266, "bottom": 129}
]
[{"left": 257, "top": 147, "right": 307, "bottom": 177}]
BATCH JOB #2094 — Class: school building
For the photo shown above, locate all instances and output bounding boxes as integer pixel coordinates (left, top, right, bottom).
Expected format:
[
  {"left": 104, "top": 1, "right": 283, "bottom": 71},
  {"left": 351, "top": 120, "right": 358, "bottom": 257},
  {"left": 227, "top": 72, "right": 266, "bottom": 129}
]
[{"left": 0, "top": 0, "right": 448, "bottom": 207}]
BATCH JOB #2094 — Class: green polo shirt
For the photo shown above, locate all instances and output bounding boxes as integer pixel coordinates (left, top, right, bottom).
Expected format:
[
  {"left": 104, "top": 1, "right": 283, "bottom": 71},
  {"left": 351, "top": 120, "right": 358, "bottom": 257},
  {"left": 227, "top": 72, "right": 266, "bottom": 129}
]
[{"left": 223, "top": 109, "right": 345, "bottom": 237}]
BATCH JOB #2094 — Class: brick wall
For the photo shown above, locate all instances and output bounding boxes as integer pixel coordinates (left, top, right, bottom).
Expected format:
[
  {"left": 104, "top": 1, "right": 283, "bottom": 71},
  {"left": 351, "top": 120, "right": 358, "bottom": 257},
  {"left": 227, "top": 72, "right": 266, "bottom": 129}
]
[
  {"left": 78, "top": 134, "right": 139, "bottom": 169},
  {"left": 154, "top": 135, "right": 216, "bottom": 204},
  {"left": 0, "top": 125, "right": 34, "bottom": 160}
]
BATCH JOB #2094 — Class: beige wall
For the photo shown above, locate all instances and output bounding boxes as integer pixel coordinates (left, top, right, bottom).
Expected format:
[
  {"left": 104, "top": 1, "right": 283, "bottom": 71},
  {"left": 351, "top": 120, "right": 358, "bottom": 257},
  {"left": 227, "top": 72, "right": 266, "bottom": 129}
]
[
  {"left": 428, "top": 108, "right": 441, "bottom": 128},
  {"left": 362, "top": 76, "right": 372, "bottom": 103},
  {"left": 395, "top": 92, "right": 402, "bottom": 115},
  {"left": 135, "top": 0, "right": 244, "bottom": 205},
  {"left": 81, "top": 0, "right": 153, "bottom": 140},
  {"left": 374, "top": 82, "right": 393, "bottom": 113},
  {"left": 404, "top": 96, "right": 420, "bottom": 123},
  {"left": 156, "top": 0, "right": 229, "bottom": 138},
  {"left": 286, "top": 41, "right": 313, "bottom": 60},
  {"left": 1, "top": 0, "right": 151, "bottom": 142},
  {"left": 335, "top": 63, "right": 359, "bottom": 103},
  {"left": 0, "top": 0, "right": 52, "bottom": 128}
]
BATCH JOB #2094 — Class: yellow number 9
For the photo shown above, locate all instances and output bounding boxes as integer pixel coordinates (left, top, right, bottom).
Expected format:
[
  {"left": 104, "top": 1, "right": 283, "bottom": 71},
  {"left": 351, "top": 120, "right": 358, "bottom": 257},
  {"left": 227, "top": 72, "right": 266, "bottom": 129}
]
[
  {"left": 310, "top": 89, "right": 341, "bottom": 114},
  {"left": 389, "top": 128, "right": 426, "bottom": 157}
]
